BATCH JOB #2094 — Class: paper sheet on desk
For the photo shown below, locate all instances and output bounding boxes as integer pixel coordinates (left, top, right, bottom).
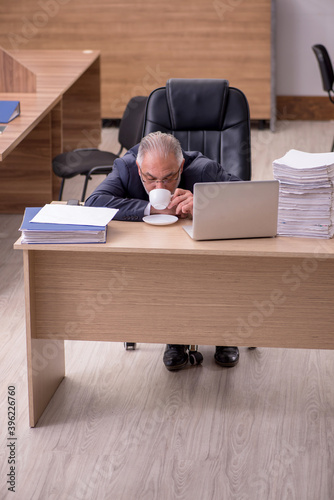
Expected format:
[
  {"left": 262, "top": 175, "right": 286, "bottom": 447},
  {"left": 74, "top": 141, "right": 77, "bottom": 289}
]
[{"left": 30, "top": 204, "right": 118, "bottom": 226}]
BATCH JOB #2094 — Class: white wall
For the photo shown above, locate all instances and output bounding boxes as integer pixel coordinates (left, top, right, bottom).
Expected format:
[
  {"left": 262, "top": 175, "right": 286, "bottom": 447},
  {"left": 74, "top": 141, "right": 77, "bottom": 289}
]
[{"left": 276, "top": 0, "right": 334, "bottom": 95}]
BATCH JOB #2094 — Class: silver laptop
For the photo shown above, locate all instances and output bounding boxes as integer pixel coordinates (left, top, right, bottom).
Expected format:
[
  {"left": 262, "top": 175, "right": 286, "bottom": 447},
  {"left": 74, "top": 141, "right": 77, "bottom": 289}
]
[{"left": 183, "top": 180, "right": 279, "bottom": 240}]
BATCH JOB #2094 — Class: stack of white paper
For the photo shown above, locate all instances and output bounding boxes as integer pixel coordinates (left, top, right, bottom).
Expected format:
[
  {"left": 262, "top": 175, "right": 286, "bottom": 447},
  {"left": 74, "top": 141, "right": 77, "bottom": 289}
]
[
  {"left": 19, "top": 205, "right": 119, "bottom": 244},
  {"left": 273, "top": 149, "right": 334, "bottom": 238}
]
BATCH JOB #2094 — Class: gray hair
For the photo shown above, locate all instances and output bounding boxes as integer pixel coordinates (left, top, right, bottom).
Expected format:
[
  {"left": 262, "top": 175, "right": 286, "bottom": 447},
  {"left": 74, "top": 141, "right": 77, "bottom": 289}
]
[{"left": 137, "top": 132, "right": 183, "bottom": 167}]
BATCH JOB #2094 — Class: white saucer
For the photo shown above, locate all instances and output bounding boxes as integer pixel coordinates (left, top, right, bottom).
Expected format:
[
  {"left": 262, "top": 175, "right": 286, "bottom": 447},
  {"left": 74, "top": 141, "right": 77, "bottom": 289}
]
[{"left": 143, "top": 215, "right": 178, "bottom": 226}]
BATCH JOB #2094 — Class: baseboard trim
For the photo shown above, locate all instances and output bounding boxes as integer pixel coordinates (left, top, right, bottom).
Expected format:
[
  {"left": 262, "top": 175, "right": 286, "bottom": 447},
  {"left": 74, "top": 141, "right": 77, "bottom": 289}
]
[
  {"left": 277, "top": 96, "right": 334, "bottom": 120},
  {"left": 102, "top": 118, "right": 121, "bottom": 128}
]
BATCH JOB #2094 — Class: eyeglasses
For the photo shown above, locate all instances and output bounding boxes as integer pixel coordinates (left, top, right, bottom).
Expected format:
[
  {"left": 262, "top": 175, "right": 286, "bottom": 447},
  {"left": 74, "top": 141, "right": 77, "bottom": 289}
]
[{"left": 139, "top": 167, "right": 181, "bottom": 186}]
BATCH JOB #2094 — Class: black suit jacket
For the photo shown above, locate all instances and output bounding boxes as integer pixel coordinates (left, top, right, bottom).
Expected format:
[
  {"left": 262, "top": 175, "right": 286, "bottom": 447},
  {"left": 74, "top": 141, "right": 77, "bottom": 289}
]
[{"left": 85, "top": 144, "right": 240, "bottom": 221}]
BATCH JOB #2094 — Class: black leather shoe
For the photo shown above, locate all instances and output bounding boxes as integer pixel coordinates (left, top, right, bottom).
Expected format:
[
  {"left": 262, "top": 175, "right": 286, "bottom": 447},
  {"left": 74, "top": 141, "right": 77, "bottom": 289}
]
[
  {"left": 214, "top": 346, "right": 239, "bottom": 367},
  {"left": 163, "top": 344, "right": 188, "bottom": 371}
]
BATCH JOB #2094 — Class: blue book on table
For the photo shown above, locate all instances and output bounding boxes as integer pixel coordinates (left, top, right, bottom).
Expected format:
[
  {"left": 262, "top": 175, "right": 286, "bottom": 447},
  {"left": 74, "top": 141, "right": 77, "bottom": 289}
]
[
  {"left": 0, "top": 100, "right": 20, "bottom": 123},
  {"left": 19, "top": 207, "right": 107, "bottom": 244}
]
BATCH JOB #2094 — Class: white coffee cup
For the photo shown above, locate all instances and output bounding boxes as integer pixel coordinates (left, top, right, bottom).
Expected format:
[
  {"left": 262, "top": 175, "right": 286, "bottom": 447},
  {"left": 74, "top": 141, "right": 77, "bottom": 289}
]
[{"left": 149, "top": 188, "right": 172, "bottom": 210}]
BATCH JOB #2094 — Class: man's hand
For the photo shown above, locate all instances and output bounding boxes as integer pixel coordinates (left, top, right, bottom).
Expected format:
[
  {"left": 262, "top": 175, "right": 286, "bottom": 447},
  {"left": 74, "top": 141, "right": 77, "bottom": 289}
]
[
  {"left": 168, "top": 189, "right": 193, "bottom": 218},
  {"left": 150, "top": 188, "right": 193, "bottom": 218}
]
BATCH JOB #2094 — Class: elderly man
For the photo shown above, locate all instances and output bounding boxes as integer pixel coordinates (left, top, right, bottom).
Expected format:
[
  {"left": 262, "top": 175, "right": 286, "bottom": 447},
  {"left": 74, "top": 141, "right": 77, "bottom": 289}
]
[{"left": 86, "top": 131, "right": 241, "bottom": 371}]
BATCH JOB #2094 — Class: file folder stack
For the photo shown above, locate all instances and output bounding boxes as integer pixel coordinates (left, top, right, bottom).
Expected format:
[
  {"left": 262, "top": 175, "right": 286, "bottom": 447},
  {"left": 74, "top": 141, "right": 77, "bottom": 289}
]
[
  {"left": 19, "top": 205, "right": 118, "bottom": 244},
  {"left": 273, "top": 149, "right": 334, "bottom": 238}
]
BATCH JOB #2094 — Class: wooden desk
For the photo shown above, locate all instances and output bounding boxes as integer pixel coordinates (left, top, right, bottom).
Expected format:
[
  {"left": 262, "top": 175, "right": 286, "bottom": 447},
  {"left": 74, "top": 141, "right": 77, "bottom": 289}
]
[
  {"left": 0, "top": 50, "right": 101, "bottom": 213},
  {"left": 14, "top": 220, "right": 334, "bottom": 426}
]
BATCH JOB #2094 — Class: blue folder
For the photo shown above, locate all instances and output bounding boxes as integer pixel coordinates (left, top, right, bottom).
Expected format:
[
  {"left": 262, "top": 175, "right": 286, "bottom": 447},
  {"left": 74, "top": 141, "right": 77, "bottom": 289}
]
[
  {"left": 0, "top": 101, "right": 20, "bottom": 123},
  {"left": 19, "top": 207, "right": 107, "bottom": 244}
]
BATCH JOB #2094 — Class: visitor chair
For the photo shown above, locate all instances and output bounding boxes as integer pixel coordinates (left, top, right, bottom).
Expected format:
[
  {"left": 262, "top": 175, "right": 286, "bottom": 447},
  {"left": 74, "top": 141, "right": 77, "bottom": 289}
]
[
  {"left": 312, "top": 44, "right": 334, "bottom": 151},
  {"left": 52, "top": 95, "right": 148, "bottom": 201}
]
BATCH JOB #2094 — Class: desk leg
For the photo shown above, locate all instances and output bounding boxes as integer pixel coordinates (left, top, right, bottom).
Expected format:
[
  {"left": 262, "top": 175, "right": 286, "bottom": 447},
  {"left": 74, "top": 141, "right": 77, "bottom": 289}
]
[{"left": 24, "top": 251, "right": 65, "bottom": 427}]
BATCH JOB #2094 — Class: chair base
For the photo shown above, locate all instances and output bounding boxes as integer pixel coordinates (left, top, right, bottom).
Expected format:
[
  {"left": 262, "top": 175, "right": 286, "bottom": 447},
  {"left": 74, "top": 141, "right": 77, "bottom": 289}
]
[{"left": 124, "top": 342, "right": 136, "bottom": 350}]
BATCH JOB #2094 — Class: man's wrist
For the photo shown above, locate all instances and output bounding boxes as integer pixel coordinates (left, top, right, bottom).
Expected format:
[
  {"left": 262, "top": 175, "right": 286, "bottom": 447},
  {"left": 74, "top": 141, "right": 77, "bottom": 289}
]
[
  {"left": 150, "top": 205, "right": 167, "bottom": 215},
  {"left": 144, "top": 203, "right": 151, "bottom": 216}
]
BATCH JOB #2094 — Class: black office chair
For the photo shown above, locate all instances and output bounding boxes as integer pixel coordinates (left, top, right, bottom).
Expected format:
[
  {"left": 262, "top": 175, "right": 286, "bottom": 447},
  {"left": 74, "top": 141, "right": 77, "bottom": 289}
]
[
  {"left": 125, "top": 79, "right": 253, "bottom": 362},
  {"left": 312, "top": 44, "right": 334, "bottom": 151},
  {"left": 142, "top": 78, "right": 251, "bottom": 180},
  {"left": 52, "top": 95, "right": 148, "bottom": 202}
]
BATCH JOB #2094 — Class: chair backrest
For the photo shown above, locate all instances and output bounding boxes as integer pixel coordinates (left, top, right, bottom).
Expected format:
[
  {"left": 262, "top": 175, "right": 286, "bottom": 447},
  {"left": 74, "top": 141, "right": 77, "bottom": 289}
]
[
  {"left": 142, "top": 78, "right": 251, "bottom": 180},
  {"left": 119, "top": 95, "right": 148, "bottom": 151},
  {"left": 312, "top": 44, "right": 334, "bottom": 94}
]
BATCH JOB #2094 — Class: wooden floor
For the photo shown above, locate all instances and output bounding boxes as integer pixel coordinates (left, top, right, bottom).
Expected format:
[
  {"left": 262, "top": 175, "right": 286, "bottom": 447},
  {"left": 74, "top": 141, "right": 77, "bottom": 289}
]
[{"left": 1, "top": 121, "right": 334, "bottom": 499}]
